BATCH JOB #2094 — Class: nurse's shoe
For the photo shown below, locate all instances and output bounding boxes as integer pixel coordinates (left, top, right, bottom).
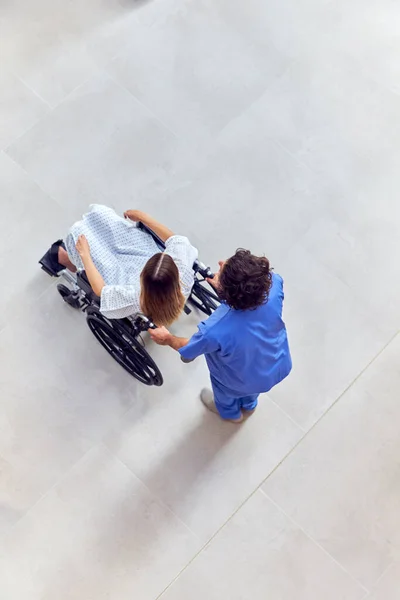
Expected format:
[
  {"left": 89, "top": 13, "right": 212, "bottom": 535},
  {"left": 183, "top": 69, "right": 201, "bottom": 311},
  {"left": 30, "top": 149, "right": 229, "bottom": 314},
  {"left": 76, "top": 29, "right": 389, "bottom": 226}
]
[
  {"left": 200, "top": 389, "right": 219, "bottom": 414},
  {"left": 200, "top": 389, "right": 243, "bottom": 423}
]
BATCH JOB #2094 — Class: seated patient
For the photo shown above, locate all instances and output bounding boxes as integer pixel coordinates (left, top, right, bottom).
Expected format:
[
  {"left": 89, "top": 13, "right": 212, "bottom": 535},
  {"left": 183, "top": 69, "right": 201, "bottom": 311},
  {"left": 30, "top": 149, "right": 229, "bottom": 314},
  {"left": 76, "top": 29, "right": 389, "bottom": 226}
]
[{"left": 49, "top": 204, "right": 198, "bottom": 325}]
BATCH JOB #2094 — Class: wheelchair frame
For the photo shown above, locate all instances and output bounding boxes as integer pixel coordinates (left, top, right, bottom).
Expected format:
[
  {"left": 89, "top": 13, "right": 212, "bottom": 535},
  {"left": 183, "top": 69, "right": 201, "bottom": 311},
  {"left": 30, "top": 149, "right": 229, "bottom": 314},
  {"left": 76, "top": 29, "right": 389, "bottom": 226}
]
[{"left": 39, "top": 222, "right": 220, "bottom": 386}]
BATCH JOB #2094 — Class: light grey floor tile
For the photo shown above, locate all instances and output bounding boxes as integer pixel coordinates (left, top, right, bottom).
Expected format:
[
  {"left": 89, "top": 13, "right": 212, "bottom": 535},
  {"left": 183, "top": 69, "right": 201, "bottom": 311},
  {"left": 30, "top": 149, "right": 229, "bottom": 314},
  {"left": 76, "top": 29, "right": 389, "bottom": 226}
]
[
  {"left": 106, "top": 0, "right": 290, "bottom": 140},
  {"left": 1, "top": 30, "right": 96, "bottom": 109},
  {"left": 0, "top": 283, "right": 148, "bottom": 531},
  {"left": 4, "top": 284, "right": 144, "bottom": 445},
  {"left": 135, "top": 0, "right": 331, "bottom": 67},
  {"left": 368, "top": 563, "right": 400, "bottom": 600},
  {"left": 0, "top": 0, "right": 134, "bottom": 106},
  {"left": 252, "top": 0, "right": 337, "bottom": 58},
  {"left": 159, "top": 491, "right": 365, "bottom": 600},
  {"left": 0, "top": 71, "right": 49, "bottom": 149},
  {"left": 105, "top": 364, "right": 302, "bottom": 541},
  {"left": 210, "top": 0, "right": 400, "bottom": 93},
  {"left": 238, "top": 58, "right": 400, "bottom": 203},
  {"left": 304, "top": 0, "right": 400, "bottom": 95},
  {"left": 0, "top": 445, "right": 200, "bottom": 600},
  {"left": 263, "top": 334, "right": 400, "bottom": 588},
  {"left": 83, "top": 11, "right": 141, "bottom": 66},
  {"left": 0, "top": 455, "right": 40, "bottom": 536},
  {"left": 0, "top": 152, "right": 70, "bottom": 329},
  {"left": 268, "top": 243, "right": 388, "bottom": 429},
  {"left": 0, "top": 320, "right": 92, "bottom": 534},
  {"left": 5, "top": 72, "right": 196, "bottom": 219},
  {"left": 159, "top": 127, "right": 331, "bottom": 267},
  {"left": 300, "top": 213, "right": 400, "bottom": 338}
]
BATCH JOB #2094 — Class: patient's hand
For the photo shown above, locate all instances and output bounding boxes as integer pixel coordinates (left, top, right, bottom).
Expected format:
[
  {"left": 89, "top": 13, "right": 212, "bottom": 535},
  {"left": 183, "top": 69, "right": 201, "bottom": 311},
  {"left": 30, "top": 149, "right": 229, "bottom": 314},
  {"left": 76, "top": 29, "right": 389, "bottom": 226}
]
[
  {"left": 124, "top": 209, "right": 143, "bottom": 222},
  {"left": 76, "top": 234, "right": 91, "bottom": 260}
]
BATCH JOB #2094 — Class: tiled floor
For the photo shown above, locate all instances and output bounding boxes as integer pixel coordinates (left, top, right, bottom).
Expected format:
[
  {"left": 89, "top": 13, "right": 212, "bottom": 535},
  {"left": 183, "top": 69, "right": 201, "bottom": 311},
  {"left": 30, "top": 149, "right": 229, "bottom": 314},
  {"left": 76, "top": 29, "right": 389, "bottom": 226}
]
[{"left": 1, "top": 0, "right": 400, "bottom": 597}]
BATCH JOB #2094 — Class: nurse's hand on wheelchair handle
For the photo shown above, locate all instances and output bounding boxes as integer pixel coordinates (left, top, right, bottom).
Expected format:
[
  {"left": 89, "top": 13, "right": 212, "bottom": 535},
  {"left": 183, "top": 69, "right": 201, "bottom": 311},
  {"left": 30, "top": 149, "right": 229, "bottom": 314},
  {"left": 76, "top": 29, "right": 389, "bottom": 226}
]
[
  {"left": 207, "top": 271, "right": 219, "bottom": 289},
  {"left": 149, "top": 326, "right": 172, "bottom": 346},
  {"left": 207, "top": 260, "right": 224, "bottom": 288}
]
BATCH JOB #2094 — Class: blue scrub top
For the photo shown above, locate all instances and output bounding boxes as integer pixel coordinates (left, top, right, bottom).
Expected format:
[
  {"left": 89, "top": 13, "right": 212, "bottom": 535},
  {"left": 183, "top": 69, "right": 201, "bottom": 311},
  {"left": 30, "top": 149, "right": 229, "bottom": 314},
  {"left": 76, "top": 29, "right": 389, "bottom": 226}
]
[{"left": 179, "top": 273, "right": 292, "bottom": 395}]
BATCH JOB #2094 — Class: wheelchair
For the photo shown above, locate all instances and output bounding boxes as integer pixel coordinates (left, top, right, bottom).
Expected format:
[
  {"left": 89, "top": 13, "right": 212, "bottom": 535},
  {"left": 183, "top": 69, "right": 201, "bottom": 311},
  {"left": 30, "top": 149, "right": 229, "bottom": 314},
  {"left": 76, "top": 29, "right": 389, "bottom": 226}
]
[{"left": 39, "top": 222, "right": 220, "bottom": 387}]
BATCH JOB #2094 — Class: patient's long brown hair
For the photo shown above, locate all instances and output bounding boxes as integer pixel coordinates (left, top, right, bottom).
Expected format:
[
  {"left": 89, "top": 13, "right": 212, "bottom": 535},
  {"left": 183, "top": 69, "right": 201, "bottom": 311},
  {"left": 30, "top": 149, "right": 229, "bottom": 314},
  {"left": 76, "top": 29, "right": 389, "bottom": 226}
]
[{"left": 140, "top": 253, "right": 186, "bottom": 326}]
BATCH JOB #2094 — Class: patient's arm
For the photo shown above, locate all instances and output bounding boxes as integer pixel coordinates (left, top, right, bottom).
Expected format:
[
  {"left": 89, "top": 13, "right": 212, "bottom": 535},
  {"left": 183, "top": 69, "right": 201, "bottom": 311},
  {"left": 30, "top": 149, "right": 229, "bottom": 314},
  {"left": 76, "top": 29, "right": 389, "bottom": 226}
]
[
  {"left": 124, "top": 209, "right": 174, "bottom": 243},
  {"left": 76, "top": 235, "right": 105, "bottom": 296},
  {"left": 82, "top": 255, "right": 105, "bottom": 297}
]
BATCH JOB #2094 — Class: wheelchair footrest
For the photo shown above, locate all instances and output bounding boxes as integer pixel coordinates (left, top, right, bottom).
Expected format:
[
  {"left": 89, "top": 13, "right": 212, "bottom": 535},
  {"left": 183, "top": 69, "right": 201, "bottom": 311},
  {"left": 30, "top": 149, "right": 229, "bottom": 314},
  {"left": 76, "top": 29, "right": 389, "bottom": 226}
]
[{"left": 39, "top": 240, "right": 66, "bottom": 277}]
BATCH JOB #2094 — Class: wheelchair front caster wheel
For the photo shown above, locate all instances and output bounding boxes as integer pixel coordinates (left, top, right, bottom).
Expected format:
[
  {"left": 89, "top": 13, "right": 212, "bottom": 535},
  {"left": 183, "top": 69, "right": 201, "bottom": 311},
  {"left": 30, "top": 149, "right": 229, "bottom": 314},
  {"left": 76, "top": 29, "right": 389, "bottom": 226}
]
[{"left": 57, "top": 284, "right": 81, "bottom": 309}]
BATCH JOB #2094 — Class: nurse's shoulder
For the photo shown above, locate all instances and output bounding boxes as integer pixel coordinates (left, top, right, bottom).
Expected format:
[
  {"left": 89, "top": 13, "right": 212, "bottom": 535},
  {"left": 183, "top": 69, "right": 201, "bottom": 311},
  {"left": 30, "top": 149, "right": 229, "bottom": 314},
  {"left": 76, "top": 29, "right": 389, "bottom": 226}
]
[
  {"left": 261, "top": 271, "right": 285, "bottom": 317},
  {"left": 199, "top": 302, "right": 231, "bottom": 335}
]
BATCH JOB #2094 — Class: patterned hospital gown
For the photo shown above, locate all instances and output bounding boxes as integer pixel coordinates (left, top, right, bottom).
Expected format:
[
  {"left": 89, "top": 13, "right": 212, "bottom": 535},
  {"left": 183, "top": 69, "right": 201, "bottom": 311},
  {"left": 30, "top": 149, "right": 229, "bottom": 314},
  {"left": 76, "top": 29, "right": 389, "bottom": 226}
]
[{"left": 65, "top": 205, "right": 198, "bottom": 319}]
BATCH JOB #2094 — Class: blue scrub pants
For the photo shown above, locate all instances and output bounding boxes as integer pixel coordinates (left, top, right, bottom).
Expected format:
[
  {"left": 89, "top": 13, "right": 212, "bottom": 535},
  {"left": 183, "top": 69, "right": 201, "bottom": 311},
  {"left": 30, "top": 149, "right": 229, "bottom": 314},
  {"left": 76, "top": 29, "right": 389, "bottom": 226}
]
[{"left": 211, "top": 376, "right": 259, "bottom": 420}]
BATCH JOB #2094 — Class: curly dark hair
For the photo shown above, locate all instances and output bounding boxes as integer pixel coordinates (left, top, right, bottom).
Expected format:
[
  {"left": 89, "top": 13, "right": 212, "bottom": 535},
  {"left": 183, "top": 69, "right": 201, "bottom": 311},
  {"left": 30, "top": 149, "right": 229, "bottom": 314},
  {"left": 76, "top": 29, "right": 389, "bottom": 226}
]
[{"left": 218, "top": 249, "right": 273, "bottom": 311}]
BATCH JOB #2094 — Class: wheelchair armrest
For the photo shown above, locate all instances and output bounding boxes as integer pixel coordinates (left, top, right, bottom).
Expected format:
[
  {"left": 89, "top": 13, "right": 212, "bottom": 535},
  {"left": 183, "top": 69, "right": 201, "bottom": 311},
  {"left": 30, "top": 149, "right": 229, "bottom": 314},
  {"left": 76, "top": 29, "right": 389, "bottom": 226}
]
[
  {"left": 76, "top": 271, "right": 100, "bottom": 305},
  {"left": 137, "top": 221, "right": 166, "bottom": 251}
]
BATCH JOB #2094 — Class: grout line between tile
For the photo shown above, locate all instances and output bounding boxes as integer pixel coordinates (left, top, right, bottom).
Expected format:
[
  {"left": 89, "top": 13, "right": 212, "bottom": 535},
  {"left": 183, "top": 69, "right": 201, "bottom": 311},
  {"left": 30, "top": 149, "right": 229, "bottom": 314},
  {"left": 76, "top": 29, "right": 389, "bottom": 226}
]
[
  {"left": 260, "top": 489, "right": 369, "bottom": 594},
  {"left": 267, "top": 395, "right": 306, "bottom": 433},
  {"left": 106, "top": 447, "right": 202, "bottom": 543},
  {"left": 1, "top": 438, "right": 97, "bottom": 538},
  {"left": 271, "top": 136, "right": 319, "bottom": 175},
  {"left": 153, "top": 494, "right": 263, "bottom": 599},
  {"left": 0, "top": 76, "right": 52, "bottom": 151},
  {"left": 364, "top": 561, "right": 395, "bottom": 597},
  {"left": 251, "top": 333, "right": 400, "bottom": 494},
  {"left": 373, "top": 561, "right": 395, "bottom": 585},
  {"left": 0, "top": 382, "right": 156, "bottom": 538},
  {"left": 155, "top": 329, "right": 400, "bottom": 597},
  {"left": 20, "top": 67, "right": 106, "bottom": 115},
  {"left": 159, "top": 514, "right": 289, "bottom": 598},
  {"left": 15, "top": 74, "right": 53, "bottom": 109},
  {"left": 215, "top": 61, "right": 294, "bottom": 143},
  {"left": 9, "top": 63, "right": 181, "bottom": 142},
  {"left": 104, "top": 70, "right": 180, "bottom": 138},
  {"left": 3, "top": 113, "right": 53, "bottom": 154},
  {"left": 2, "top": 151, "right": 67, "bottom": 216}
]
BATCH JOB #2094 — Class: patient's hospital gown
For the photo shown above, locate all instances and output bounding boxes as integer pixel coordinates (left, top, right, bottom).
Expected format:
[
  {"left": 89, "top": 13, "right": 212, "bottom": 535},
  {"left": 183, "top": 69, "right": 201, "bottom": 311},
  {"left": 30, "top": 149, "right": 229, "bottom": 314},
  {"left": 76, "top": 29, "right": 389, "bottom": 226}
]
[{"left": 65, "top": 204, "right": 198, "bottom": 319}]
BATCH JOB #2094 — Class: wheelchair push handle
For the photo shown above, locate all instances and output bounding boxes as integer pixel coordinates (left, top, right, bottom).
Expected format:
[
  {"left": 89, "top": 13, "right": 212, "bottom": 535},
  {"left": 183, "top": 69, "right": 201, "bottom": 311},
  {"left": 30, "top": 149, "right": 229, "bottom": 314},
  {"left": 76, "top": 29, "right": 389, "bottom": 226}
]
[
  {"left": 194, "top": 259, "right": 214, "bottom": 280},
  {"left": 135, "top": 314, "right": 157, "bottom": 331},
  {"left": 144, "top": 319, "right": 157, "bottom": 331}
]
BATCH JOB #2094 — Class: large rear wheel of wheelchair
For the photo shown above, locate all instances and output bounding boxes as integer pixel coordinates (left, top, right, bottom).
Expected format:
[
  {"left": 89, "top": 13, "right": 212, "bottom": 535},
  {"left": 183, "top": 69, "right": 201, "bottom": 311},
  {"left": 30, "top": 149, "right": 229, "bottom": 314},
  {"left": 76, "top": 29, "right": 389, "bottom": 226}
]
[
  {"left": 189, "top": 281, "right": 220, "bottom": 316},
  {"left": 86, "top": 309, "right": 163, "bottom": 386}
]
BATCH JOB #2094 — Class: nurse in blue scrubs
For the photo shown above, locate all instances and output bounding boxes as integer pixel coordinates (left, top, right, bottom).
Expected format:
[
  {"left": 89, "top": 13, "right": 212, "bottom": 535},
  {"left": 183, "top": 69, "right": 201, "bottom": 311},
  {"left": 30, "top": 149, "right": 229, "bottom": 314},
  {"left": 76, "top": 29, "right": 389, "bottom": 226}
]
[{"left": 150, "top": 249, "right": 292, "bottom": 424}]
